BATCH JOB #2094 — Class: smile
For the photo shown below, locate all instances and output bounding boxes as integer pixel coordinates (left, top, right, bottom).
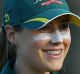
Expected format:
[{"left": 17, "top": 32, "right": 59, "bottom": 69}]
[
  {"left": 42, "top": 49, "right": 63, "bottom": 59},
  {"left": 43, "top": 50, "right": 62, "bottom": 55}
]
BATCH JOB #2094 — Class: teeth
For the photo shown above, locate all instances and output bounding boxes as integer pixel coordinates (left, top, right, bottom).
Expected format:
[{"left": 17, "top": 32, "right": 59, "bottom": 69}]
[{"left": 44, "top": 50, "right": 62, "bottom": 55}]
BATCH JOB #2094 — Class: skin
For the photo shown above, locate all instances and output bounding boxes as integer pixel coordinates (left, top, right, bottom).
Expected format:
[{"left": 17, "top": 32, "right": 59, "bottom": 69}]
[{"left": 6, "top": 15, "right": 71, "bottom": 74}]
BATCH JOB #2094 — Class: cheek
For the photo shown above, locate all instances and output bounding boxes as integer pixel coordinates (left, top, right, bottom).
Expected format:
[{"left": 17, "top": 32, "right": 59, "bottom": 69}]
[
  {"left": 63, "top": 39, "right": 71, "bottom": 58},
  {"left": 32, "top": 33, "right": 50, "bottom": 48},
  {"left": 32, "top": 40, "right": 49, "bottom": 48},
  {"left": 63, "top": 39, "right": 71, "bottom": 49},
  {"left": 61, "top": 31, "right": 71, "bottom": 47}
]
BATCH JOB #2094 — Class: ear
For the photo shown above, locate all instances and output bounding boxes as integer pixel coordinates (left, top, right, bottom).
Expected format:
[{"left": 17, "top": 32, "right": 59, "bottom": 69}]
[{"left": 5, "top": 25, "right": 16, "bottom": 44}]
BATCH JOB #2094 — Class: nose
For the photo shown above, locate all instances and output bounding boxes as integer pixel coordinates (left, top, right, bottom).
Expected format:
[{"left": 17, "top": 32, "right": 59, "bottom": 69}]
[{"left": 50, "top": 30, "right": 63, "bottom": 43}]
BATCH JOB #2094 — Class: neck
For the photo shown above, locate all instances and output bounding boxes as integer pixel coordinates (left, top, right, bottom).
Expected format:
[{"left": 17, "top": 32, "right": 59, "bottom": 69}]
[{"left": 14, "top": 56, "right": 50, "bottom": 74}]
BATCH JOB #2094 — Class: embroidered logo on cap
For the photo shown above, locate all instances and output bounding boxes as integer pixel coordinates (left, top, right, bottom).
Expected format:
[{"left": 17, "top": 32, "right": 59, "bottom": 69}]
[
  {"left": 4, "top": 13, "right": 10, "bottom": 23},
  {"left": 33, "top": 0, "right": 42, "bottom": 4},
  {"left": 33, "top": 0, "right": 63, "bottom": 6}
]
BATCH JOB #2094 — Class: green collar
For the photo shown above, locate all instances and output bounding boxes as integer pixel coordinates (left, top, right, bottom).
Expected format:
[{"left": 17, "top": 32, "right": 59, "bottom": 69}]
[{"left": 1, "top": 60, "right": 15, "bottom": 74}]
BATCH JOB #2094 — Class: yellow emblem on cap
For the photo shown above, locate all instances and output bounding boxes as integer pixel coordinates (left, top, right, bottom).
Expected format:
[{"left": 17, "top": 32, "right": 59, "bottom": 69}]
[{"left": 24, "top": 17, "right": 49, "bottom": 23}]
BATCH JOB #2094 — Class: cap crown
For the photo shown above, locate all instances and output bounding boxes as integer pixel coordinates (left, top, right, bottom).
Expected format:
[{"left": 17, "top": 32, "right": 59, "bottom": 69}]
[{"left": 3, "top": 0, "right": 69, "bottom": 26}]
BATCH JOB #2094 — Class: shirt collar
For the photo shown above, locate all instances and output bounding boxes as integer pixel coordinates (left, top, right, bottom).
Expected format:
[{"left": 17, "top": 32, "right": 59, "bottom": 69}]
[{"left": 1, "top": 60, "right": 15, "bottom": 74}]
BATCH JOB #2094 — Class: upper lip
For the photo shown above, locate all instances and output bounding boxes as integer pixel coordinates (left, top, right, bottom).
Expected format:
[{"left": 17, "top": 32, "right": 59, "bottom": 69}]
[{"left": 42, "top": 46, "right": 64, "bottom": 51}]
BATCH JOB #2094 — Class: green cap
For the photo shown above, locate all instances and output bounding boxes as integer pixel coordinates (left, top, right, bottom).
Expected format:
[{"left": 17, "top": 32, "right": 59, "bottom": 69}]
[{"left": 3, "top": 0, "right": 80, "bottom": 30}]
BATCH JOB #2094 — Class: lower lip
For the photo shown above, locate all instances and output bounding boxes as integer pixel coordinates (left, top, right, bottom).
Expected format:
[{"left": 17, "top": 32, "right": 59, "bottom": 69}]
[{"left": 43, "top": 50, "right": 62, "bottom": 59}]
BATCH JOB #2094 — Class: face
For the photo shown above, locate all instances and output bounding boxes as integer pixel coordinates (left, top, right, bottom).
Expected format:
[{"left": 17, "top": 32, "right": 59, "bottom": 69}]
[{"left": 7, "top": 15, "right": 71, "bottom": 72}]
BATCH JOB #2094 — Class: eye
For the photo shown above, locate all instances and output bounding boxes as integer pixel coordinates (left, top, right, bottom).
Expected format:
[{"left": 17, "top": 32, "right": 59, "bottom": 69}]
[
  {"left": 59, "top": 22, "right": 69, "bottom": 30},
  {"left": 33, "top": 25, "right": 51, "bottom": 33}
]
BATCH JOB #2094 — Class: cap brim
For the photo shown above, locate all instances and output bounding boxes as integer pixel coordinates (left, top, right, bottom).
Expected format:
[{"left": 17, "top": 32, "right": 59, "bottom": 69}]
[{"left": 22, "top": 8, "right": 80, "bottom": 30}]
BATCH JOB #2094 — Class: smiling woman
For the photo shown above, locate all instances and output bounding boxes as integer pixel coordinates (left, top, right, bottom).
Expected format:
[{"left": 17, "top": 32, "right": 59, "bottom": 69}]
[
  {"left": 1, "top": 0, "right": 80, "bottom": 74},
  {"left": 1, "top": 15, "right": 71, "bottom": 74}
]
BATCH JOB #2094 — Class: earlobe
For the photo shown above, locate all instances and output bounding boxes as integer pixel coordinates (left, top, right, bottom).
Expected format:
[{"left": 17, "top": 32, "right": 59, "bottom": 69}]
[{"left": 5, "top": 25, "right": 16, "bottom": 44}]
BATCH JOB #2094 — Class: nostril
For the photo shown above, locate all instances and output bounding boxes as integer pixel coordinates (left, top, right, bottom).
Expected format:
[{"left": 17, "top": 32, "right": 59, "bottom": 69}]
[
  {"left": 49, "top": 41, "right": 62, "bottom": 45},
  {"left": 54, "top": 42, "right": 62, "bottom": 45}
]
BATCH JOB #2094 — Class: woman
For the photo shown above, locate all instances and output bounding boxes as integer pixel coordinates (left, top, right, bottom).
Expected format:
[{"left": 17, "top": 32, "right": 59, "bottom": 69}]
[{"left": 1, "top": 0, "right": 80, "bottom": 74}]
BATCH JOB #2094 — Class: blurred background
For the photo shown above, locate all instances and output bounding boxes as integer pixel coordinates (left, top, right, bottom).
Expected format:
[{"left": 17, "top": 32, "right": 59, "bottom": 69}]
[
  {"left": 0, "top": 0, "right": 3, "bottom": 31},
  {"left": 0, "top": 0, "right": 2, "bottom": 26},
  {"left": 66, "top": 0, "right": 80, "bottom": 15}
]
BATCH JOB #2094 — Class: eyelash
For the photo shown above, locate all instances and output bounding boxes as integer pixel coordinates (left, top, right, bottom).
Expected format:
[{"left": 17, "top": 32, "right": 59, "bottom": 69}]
[{"left": 60, "top": 24, "right": 69, "bottom": 30}]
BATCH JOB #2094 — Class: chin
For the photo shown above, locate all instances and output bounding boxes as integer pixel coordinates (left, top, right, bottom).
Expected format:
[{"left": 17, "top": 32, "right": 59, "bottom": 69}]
[
  {"left": 47, "top": 61, "right": 63, "bottom": 72},
  {"left": 45, "top": 65, "right": 62, "bottom": 72},
  {"left": 52, "top": 65, "right": 62, "bottom": 71}
]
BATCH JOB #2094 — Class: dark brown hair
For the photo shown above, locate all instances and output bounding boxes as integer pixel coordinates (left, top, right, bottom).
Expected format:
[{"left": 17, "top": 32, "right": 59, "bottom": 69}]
[{"left": 0, "top": 25, "right": 23, "bottom": 71}]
